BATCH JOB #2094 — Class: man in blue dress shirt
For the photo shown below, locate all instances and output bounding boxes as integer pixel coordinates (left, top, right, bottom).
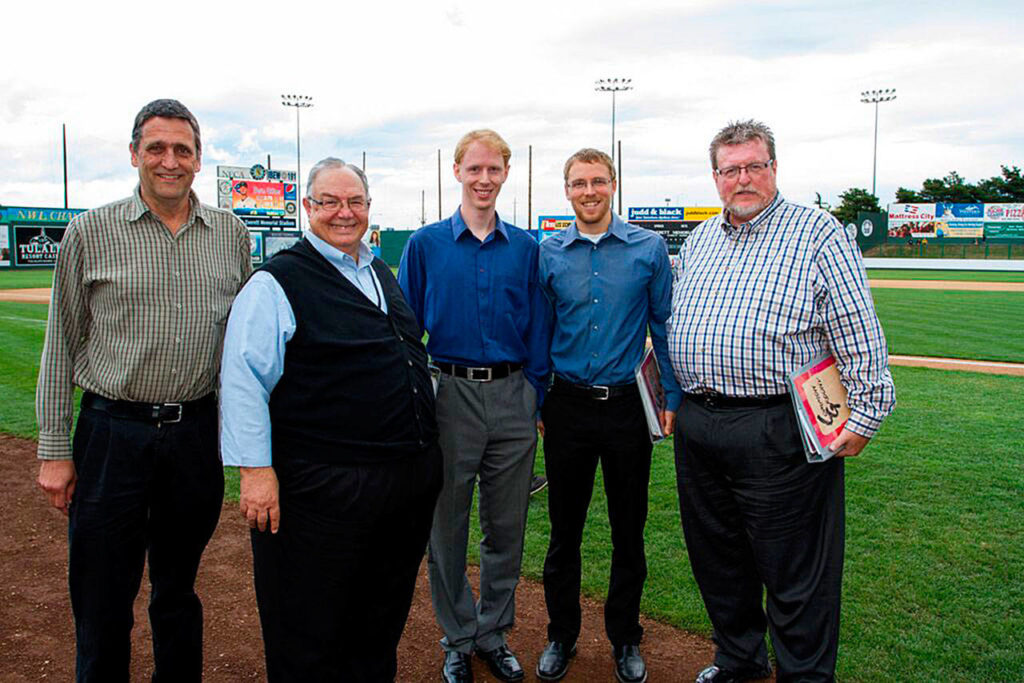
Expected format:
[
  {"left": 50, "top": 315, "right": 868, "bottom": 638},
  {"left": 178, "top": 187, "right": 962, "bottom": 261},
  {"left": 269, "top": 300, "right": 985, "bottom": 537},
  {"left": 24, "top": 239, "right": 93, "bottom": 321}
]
[
  {"left": 534, "top": 148, "right": 680, "bottom": 683},
  {"left": 220, "top": 158, "right": 441, "bottom": 681},
  {"left": 399, "top": 129, "right": 550, "bottom": 683}
]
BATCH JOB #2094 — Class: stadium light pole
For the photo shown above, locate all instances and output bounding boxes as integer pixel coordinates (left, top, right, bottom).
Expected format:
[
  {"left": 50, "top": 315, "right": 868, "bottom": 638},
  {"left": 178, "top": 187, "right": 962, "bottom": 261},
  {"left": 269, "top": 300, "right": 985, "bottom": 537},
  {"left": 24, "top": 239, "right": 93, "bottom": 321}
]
[
  {"left": 595, "top": 78, "right": 632, "bottom": 214},
  {"left": 860, "top": 88, "right": 896, "bottom": 199},
  {"left": 281, "top": 94, "right": 314, "bottom": 230}
]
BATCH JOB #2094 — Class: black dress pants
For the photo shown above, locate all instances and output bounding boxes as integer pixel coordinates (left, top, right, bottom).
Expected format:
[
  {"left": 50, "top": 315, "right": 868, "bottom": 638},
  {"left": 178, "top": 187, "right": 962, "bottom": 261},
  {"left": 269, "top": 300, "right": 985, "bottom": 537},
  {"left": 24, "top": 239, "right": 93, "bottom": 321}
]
[
  {"left": 541, "top": 386, "right": 653, "bottom": 647},
  {"left": 675, "top": 396, "right": 845, "bottom": 682},
  {"left": 68, "top": 399, "right": 224, "bottom": 683},
  {"left": 251, "top": 446, "right": 442, "bottom": 683}
]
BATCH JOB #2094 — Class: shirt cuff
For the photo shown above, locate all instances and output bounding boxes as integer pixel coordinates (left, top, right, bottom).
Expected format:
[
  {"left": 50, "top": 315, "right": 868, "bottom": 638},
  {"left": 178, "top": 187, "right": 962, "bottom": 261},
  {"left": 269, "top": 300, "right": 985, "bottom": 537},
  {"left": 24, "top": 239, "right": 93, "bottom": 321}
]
[
  {"left": 37, "top": 431, "right": 73, "bottom": 460},
  {"left": 845, "top": 409, "right": 882, "bottom": 440}
]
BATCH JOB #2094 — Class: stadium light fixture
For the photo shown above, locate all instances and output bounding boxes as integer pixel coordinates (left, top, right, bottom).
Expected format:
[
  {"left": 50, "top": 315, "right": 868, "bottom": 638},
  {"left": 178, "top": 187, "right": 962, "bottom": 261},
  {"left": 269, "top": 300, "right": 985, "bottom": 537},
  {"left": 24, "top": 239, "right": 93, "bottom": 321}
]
[
  {"left": 595, "top": 78, "right": 632, "bottom": 213},
  {"left": 281, "top": 94, "right": 314, "bottom": 230},
  {"left": 860, "top": 88, "right": 896, "bottom": 199}
]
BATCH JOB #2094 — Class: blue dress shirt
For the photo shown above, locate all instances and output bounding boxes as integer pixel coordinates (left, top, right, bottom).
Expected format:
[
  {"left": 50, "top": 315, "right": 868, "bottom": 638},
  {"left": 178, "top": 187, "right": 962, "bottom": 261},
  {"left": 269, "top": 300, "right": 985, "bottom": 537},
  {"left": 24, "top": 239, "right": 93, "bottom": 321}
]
[
  {"left": 398, "top": 208, "right": 551, "bottom": 399},
  {"left": 219, "top": 232, "right": 386, "bottom": 467},
  {"left": 539, "top": 214, "right": 682, "bottom": 412}
]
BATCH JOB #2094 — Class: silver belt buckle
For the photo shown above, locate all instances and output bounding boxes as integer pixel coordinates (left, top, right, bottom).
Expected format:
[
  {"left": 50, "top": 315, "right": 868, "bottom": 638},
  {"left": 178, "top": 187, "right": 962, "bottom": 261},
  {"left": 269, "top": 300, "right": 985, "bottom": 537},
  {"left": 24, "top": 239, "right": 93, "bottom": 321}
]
[
  {"left": 468, "top": 367, "right": 493, "bottom": 382},
  {"left": 592, "top": 385, "right": 610, "bottom": 400},
  {"left": 156, "top": 402, "right": 183, "bottom": 426}
]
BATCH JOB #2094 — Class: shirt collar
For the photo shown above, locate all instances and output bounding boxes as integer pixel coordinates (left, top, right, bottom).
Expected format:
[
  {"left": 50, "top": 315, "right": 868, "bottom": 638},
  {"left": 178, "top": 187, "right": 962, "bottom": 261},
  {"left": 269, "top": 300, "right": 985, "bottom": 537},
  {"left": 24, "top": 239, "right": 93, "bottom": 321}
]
[
  {"left": 304, "top": 229, "right": 374, "bottom": 271},
  {"left": 128, "top": 184, "right": 206, "bottom": 228},
  {"left": 450, "top": 206, "right": 509, "bottom": 243},
  {"left": 720, "top": 193, "right": 784, "bottom": 237},
  {"left": 564, "top": 212, "right": 628, "bottom": 245}
]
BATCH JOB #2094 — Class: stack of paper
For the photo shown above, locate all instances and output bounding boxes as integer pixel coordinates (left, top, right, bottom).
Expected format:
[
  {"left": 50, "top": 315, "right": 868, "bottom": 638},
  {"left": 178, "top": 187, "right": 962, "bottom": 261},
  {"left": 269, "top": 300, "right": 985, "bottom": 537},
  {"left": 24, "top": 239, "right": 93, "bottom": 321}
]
[
  {"left": 786, "top": 353, "right": 850, "bottom": 463},
  {"left": 634, "top": 348, "right": 666, "bottom": 443}
]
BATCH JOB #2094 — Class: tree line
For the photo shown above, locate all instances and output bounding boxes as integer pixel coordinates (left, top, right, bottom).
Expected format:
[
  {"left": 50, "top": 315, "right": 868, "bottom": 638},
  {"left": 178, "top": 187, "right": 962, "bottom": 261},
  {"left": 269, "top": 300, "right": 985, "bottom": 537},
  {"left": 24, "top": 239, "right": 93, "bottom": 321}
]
[{"left": 827, "top": 165, "right": 1024, "bottom": 225}]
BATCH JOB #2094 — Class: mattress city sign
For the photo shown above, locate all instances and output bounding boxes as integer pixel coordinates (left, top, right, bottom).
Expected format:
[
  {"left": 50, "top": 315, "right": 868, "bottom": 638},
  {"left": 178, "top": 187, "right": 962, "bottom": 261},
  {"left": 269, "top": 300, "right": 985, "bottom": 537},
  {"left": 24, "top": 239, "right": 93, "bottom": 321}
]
[{"left": 888, "top": 204, "right": 936, "bottom": 221}]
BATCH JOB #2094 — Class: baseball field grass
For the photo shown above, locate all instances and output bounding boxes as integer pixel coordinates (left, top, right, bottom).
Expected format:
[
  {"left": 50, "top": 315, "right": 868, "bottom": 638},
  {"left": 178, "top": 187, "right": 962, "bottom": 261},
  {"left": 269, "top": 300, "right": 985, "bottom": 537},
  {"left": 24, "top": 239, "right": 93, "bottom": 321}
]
[
  {"left": 2, "top": 271, "right": 1022, "bottom": 680},
  {"left": 0, "top": 269, "right": 55, "bottom": 289}
]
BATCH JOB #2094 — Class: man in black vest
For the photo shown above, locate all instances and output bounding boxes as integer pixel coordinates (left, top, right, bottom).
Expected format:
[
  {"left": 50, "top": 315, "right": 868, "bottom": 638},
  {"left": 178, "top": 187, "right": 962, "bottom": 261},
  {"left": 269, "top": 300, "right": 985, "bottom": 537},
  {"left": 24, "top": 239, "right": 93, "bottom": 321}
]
[{"left": 220, "top": 157, "right": 442, "bottom": 682}]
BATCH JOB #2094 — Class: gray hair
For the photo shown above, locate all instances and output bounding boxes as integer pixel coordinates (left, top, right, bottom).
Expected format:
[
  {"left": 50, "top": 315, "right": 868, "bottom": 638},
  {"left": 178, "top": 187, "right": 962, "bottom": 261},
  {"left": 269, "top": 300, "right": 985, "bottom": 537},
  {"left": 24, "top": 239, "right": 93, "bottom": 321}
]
[
  {"left": 306, "top": 157, "right": 370, "bottom": 199},
  {"left": 709, "top": 119, "right": 776, "bottom": 169},
  {"left": 131, "top": 99, "right": 201, "bottom": 155}
]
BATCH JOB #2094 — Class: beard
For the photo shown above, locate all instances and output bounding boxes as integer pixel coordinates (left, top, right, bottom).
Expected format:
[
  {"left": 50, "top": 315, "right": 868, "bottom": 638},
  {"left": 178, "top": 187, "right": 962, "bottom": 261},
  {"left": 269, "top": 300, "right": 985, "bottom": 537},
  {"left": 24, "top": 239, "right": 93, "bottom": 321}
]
[{"left": 724, "top": 187, "right": 770, "bottom": 223}]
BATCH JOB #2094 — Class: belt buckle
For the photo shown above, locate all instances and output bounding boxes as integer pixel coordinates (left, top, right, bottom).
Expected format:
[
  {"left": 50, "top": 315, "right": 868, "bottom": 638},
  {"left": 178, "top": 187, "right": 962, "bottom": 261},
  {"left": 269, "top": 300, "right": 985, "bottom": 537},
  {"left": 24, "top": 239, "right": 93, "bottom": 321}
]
[
  {"left": 591, "top": 385, "right": 610, "bottom": 401},
  {"left": 155, "top": 402, "right": 183, "bottom": 426},
  {"left": 468, "top": 367, "right": 493, "bottom": 382}
]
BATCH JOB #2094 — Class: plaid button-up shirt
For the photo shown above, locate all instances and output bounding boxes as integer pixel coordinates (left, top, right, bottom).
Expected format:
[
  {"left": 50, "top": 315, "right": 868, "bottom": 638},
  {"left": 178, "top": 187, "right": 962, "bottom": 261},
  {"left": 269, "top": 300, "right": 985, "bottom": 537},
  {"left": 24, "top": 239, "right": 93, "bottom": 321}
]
[
  {"left": 667, "top": 194, "right": 895, "bottom": 437},
  {"left": 36, "top": 186, "right": 252, "bottom": 459}
]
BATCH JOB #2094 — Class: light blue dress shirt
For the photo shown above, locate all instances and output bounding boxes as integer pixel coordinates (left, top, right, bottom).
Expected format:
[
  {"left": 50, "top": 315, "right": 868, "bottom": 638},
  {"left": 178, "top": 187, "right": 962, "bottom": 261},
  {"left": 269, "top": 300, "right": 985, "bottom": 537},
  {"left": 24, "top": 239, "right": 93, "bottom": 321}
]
[
  {"left": 539, "top": 214, "right": 682, "bottom": 412},
  {"left": 219, "top": 231, "right": 386, "bottom": 467}
]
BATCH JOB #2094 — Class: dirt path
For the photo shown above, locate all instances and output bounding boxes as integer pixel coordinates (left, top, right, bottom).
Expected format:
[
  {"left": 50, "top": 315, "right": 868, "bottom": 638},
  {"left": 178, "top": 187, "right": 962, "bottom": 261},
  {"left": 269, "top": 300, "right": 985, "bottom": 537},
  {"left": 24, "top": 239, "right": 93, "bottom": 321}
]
[
  {"left": 866, "top": 279, "right": 1024, "bottom": 292},
  {"left": 0, "top": 434, "right": 729, "bottom": 682}
]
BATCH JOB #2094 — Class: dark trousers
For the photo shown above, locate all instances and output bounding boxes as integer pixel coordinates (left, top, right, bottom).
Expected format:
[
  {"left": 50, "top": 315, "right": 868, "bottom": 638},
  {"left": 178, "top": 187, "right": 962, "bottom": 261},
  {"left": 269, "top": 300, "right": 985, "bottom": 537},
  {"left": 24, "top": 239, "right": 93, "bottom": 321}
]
[
  {"left": 252, "top": 446, "right": 442, "bottom": 682},
  {"left": 541, "top": 387, "right": 653, "bottom": 647},
  {"left": 68, "top": 400, "right": 224, "bottom": 683},
  {"left": 674, "top": 397, "right": 845, "bottom": 682}
]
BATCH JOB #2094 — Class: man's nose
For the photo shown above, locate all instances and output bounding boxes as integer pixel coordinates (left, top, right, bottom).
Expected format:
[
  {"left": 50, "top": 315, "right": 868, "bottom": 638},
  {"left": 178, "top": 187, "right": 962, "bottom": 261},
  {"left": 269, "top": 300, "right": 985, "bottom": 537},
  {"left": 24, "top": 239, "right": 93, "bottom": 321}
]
[{"left": 159, "top": 149, "right": 179, "bottom": 167}]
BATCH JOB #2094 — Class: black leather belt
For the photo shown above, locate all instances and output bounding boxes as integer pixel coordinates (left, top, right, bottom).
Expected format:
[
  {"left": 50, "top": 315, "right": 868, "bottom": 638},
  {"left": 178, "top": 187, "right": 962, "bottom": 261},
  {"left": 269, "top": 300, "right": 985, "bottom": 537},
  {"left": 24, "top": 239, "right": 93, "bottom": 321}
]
[
  {"left": 435, "top": 362, "right": 522, "bottom": 382},
  {"left": 552, "top": 375, "right": 638, "bottom": 401},
  {"left": 82, "top": 392, "right": 216, "bottom": 426},
  {"left": 685, "top": 391, "right": 788, "bottom": 409}
]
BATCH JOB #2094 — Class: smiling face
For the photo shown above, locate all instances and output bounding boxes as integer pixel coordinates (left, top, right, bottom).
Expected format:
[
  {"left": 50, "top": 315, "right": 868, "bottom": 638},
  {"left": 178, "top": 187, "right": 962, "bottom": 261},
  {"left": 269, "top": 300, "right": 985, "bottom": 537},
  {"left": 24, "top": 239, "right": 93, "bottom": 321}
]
[
  {"left": 565, "top": 160, "right": 616, "bottom": 233},
  {"left": 713, "top": 138, "right": 777, "bottom": 224},
  {"left": 130, "top": 116, "right": 201, "bottom": 208},
  {"left": 454, "top": 140, "right": 508, "bottom": 212},
  {"left": 303, "top": 166, "right": 370, "bottom": 259}
]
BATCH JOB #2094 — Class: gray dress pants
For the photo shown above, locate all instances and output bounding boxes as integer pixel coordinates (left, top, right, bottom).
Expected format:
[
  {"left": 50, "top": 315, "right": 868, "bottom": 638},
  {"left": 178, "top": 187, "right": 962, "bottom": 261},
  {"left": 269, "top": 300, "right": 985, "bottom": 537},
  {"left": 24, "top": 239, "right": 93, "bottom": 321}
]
[{"left": 427, "top": 370, "right": 537, "bottom": 653}]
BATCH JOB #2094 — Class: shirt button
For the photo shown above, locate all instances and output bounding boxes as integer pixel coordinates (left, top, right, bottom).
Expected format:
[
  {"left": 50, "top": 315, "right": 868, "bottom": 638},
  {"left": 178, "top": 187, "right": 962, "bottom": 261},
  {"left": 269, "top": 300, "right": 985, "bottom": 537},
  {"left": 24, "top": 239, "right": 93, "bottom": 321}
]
[
  {"left": 413, "top": 387, "right": 418, "bottom": 394},
  {"left": 593, "top": 298, "right": 599, "bottom": 303},
  {"left": 593, "top": 325, "right": 598, "bottom": 330},
  {"left": 592, "top": 352, "right": 598, "bottom": 358},
  {"left": 175, "top": 337, "right": 182, "bottom": 343},
  {"left": 407, "top": 360, "right": 413, "bottom": 367},
  {"left": 593, "top": 271, "right": 598, "bottom": 276},
  {"left": 175, "top": 303, "right": 182, "bottom": 309},
  {"left": 170, "top": 368, "right": 177, "bottom": 374}
]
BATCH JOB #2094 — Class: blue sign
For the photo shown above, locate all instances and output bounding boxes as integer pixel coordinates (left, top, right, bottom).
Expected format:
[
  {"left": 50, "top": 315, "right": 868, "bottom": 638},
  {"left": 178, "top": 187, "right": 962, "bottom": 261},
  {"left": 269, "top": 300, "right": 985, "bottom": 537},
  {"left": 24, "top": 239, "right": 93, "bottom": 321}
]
[
  {"left": 628, "top": 206, "right": 684, "bottom": 221},
  {"left": 936, "top": 203, "right": 984, "bottom": 219},
  {"left": 1, "top": 207, "right": 86, "bottom": 224}
]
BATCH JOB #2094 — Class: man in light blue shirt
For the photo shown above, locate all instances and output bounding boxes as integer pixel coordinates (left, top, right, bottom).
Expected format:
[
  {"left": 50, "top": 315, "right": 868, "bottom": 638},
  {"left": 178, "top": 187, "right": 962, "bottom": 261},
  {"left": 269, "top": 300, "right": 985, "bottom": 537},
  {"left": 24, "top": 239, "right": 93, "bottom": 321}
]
[
  {"left": 535, "top": 148, "right": 680, "bottom": 683},
  {"left": 220, "top": 157, "right": 441, "bottom": 681}
]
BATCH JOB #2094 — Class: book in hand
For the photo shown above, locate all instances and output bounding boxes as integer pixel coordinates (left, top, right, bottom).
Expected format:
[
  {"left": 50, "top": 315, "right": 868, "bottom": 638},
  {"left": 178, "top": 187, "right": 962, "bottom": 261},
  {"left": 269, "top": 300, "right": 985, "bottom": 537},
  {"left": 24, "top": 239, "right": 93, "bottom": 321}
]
[
  {"left": 634, "top": 348, "right": 667, "bottom": 443},
  {"left": 786, "top": 353, "right": 851, "bottom": 463}
]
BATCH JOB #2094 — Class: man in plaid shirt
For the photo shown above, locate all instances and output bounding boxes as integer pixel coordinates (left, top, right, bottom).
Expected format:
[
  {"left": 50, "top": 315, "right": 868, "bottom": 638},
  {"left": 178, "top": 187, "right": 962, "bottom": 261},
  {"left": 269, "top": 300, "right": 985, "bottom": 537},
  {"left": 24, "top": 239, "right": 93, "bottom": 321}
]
[{"left": 668, "top": 120, "right": 895, "bottom": 683}]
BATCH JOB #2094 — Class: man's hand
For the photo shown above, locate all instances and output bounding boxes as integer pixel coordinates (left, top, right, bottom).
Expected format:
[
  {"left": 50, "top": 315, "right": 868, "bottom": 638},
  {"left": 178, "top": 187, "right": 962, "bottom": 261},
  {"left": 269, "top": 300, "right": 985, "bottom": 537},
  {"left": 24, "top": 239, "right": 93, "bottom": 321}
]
[
  {"left": 239, "top": 466, "right": 280, "bottom": 533},
  {"left": 829, "top": 428, "right": 870, "bottom": 458},
  {"left": 660, "top": 410, "right": 676, "bottom": 437},
  {"left": 38, "top": 460, "right": 77, "bottom": 516}
]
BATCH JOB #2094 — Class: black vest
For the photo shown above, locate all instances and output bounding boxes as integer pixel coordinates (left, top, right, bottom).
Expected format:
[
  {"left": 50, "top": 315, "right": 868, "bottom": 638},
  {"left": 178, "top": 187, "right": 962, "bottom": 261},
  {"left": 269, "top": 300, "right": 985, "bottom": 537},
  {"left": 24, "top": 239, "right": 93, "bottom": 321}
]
[{"left": 260, "top": 238, "right": 437, "bottom": 465}]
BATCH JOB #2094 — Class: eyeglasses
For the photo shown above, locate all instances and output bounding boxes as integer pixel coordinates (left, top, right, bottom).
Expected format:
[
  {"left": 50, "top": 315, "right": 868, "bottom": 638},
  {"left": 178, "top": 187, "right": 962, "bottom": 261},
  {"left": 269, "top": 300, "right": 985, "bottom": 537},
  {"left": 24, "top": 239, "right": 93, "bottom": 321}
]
[
  {"left": 567, "top": 177, "right": 612, "bottom": 192},
  {"left": 307, "top": 195, "right": 369, "bottom": 212},
  {"left": 715, "top": 160, "right": 774, "bottom": 180}
]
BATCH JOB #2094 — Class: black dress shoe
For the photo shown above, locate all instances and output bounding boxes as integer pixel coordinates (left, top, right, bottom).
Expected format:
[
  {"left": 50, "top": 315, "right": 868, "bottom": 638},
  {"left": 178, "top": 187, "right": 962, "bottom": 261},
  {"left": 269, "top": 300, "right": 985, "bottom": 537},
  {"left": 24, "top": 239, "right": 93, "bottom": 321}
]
[
  {"left": 536, "top": 640, "right": 576, "bottom": 681},
  {"left": 694, "top": 663, "right": 773, "bottom": 683},
  {"left": 476, "top": 644, "right": 524, "bottom": 682},
  {"left": 441, "top": 650, "right": 473, "bottom": 683},
  {"left": 613, "top": 644, "right": 647, "bottom": 683}
]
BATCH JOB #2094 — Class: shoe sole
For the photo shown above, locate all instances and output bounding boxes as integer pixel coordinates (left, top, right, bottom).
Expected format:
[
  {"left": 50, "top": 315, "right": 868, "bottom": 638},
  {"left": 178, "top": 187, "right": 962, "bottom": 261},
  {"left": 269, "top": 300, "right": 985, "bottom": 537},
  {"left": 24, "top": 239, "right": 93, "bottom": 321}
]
[
  {"left": 535, "top": 646, "right": 576, "bottom": 681},
  {"left": 529, "top": 482, "right": 548, "bottom": 495},
  {"left": 614, "top": 670, "right": 648, "bottom": 683}
]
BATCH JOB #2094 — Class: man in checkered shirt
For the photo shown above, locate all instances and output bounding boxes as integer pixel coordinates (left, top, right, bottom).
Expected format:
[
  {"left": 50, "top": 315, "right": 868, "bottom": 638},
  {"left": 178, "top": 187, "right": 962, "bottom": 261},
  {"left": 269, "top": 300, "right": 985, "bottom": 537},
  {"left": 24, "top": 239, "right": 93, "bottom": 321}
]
[{"left": 668, "top": 120, "right": 895, "bottom": 683}]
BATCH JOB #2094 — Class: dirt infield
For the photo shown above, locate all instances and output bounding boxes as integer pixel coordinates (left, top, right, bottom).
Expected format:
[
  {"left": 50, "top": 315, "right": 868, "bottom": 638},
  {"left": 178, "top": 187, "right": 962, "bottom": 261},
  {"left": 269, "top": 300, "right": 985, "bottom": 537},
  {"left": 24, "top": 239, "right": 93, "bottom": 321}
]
[
  {"left": 866, "top": 279, "right": 1024, "bottom": 291},
  {"left": 0, "top": 288, "right": 51, "bottom": 304},
  {"left": 0, "top": 434, "right": 732, "bottom": 682}
]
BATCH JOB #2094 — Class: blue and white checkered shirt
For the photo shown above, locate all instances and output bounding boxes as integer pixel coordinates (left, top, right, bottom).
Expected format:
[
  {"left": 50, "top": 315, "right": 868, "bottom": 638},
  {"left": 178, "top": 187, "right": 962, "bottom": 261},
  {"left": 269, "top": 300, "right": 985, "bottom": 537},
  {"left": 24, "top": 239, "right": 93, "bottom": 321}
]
[{"left": 667, "top": 194, "right": 895, "bottom": 437}]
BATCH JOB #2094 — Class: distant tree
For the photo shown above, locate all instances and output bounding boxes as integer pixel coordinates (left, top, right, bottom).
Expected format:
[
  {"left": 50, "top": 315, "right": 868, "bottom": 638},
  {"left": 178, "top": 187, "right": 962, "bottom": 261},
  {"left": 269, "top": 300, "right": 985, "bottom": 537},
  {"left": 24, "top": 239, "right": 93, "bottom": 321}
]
[
  {"left": 831, "top": 188, "right": 881, "bottom": 225},
  {"left": 893, "top": 166, "right": 1024, "bottom": 204}
]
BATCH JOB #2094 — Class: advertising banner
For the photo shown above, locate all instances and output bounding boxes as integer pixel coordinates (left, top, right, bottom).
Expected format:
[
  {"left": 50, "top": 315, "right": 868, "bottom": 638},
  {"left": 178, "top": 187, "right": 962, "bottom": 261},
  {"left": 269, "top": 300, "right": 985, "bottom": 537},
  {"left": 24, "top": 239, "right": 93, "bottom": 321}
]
[
  {"left": 984, "top": 203, "right": 1024, "bottom": 222},
  {"left": 263, "top": 232, "right": 302, "bottom": 259},
  {"left": 0, "top": 227, "right": 9, "bottom": 267},
  {"left": 14, "top": 226, "right": 65, "bottom": 266},
  {"left": 983, "top": 222, "right": 1024, "bottom": 239},
  {"left": 249, "top": 231, "right": 264, "bottom": 263},
  {"left": 537, "top": 215, "right": 574, "bottom": 241},
  {"left": 217, "top": 164, "right": 299, "bottom": 229},
  {"left": 683, "top": 207, "right": 722, "bottom": 221},
  {"left": 887, "top": 203, "right": 937, "bottom": 239},
  {"left": 628, "top": 207, "right": 685, "bottom": 221},
  {"left": 935, "top": 203, "right": 984, "bottom": 238},
  {"left": 232, "top": 180, "right": 288, "bottom": 216}
]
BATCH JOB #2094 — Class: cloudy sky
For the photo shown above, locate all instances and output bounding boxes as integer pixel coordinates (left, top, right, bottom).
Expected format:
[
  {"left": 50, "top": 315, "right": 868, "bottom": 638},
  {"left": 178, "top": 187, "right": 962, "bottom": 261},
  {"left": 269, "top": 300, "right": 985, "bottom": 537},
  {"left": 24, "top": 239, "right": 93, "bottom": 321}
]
[{"left": 3, "top": 0, "right": 1021, "bottom": 228}]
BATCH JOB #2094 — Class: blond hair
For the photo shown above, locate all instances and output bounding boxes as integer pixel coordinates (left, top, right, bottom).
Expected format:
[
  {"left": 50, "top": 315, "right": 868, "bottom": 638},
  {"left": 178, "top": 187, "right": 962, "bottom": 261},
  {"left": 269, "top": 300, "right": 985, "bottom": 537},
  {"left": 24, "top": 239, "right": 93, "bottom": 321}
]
[
  {"left": 563, "top": 148, "right": 615, "bottom": 183},
  {"left": 454, "top": 129, "right": 511, "bottom": 166}
]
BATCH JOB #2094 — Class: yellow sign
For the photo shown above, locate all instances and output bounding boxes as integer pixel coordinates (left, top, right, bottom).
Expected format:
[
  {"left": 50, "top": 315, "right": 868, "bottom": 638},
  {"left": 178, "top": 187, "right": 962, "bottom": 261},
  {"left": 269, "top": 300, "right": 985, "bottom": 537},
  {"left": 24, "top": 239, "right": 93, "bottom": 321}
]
[{"left": 684, "top": 207, "right": 722, "bottom": 221}]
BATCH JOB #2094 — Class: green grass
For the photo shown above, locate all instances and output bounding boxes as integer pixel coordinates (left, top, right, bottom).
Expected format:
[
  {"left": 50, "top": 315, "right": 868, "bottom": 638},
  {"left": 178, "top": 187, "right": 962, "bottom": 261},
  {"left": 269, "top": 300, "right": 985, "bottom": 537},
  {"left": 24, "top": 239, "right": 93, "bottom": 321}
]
[
  {"left": 470, "top": 367, "right": 1023, "bottom": 681},
  {"left": 871, "top": 290, "right": 1024, "bottom": 363},
  {"left": 0, "top": 269, "right": 55, "bottom": 289},
  {"left": 3, "top": 281, "right": 1023, "bottom": 679},
  {"left": 867, "top": 269, "right": 1024, "bottom": 282}
]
